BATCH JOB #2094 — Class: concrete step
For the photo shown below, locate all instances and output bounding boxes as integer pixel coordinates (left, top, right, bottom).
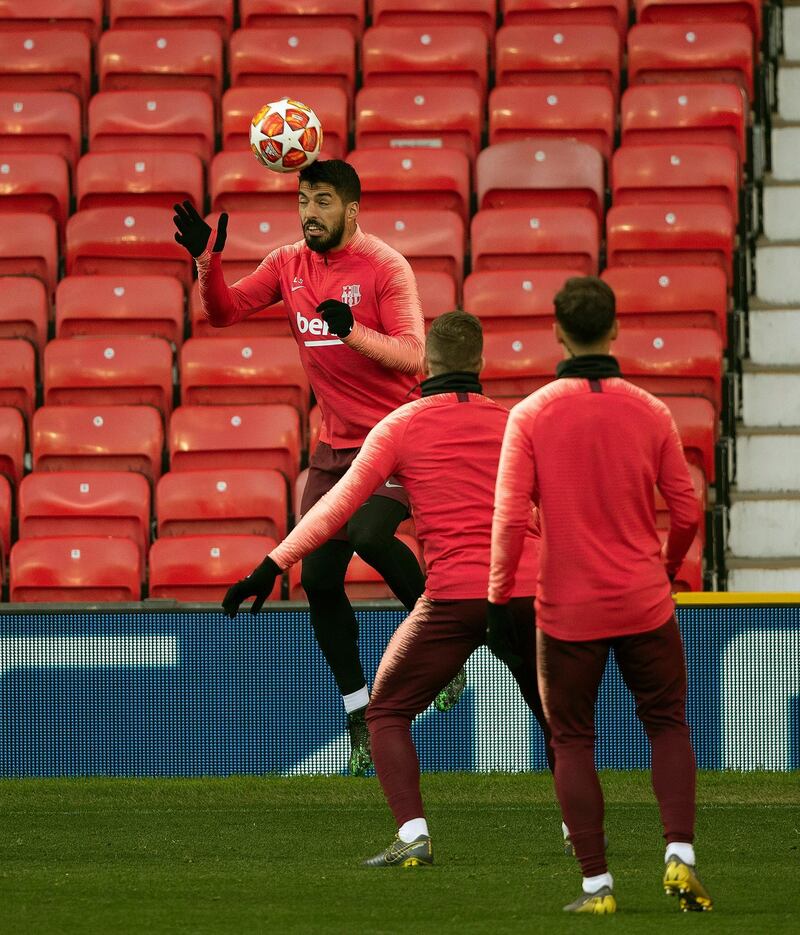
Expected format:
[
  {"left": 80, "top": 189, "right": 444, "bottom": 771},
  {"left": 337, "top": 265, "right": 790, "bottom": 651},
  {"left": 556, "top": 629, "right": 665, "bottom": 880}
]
[
  {"left": 728, "top": 493, "right": 800, "bottom": 558},
  {"left": 741, "top": 364, "right": 800, "bottom": 426},
  {"left": 747, "top": 300, "right": 800, "bottom": 365},
  {"left": 736, "top": 427, "right": 800, "bottom": 490},
  {"left": 778, "top": 66, "right": 800, "bottom": 122},
  {"left": 727, "top": 558, "right": 800, "bottom": 591},
  {"left": 763, "top": 182, "right": 800, "bottom": 240},
  {"left": 770, "top": 123, "right": 800, "bottom": 182},
  {"left": 754, "top": 242, "right": 800, "bottom": 303},
  {"left": 785, "top": 5, "right": 800, "bottom": 61}
]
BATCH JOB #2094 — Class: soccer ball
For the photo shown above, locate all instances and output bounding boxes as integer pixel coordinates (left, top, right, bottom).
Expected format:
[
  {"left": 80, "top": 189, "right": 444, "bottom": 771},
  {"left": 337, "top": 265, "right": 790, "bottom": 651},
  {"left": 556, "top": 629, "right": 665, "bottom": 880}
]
[{"left": 249, "top": 98, "right": 323, "bottom": 173}]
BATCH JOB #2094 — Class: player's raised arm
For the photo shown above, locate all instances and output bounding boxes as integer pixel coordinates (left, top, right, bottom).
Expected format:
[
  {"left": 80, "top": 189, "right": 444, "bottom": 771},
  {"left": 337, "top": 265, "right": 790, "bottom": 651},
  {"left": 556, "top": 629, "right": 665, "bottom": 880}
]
[
  {"left": 221, "top": 415, "right": 405, "bottom": 618},
  {"left": 172, "top": 200, "right": 283, "bottom": 327},
  {"left": 656, "top": 414, "right": 701, "bottom": 581},
  {"left": 323, "top": 248, "right": 424, "bottom": 375}
]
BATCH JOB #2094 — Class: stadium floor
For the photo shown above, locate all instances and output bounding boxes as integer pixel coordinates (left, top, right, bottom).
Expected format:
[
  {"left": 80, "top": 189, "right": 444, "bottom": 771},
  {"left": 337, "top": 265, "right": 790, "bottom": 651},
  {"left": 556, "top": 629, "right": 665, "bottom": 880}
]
[{"left": 1, "top": 771, "right": 797, "bottom": 934}]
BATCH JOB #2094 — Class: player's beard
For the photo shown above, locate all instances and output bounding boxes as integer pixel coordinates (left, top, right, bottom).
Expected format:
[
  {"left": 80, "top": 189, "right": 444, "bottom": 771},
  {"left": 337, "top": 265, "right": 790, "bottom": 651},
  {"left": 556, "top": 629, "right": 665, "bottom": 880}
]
[{"left": 304, "top": 214, "right": 346, "bottom": 253}]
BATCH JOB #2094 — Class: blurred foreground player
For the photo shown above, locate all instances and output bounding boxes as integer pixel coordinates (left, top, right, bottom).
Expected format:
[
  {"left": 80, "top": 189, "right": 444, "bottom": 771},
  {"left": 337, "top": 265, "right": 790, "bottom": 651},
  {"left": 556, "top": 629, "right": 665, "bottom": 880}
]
[
  {"left": 488, "top": 277, "right": 712, "bottom": 914},
  {"left": 173, "top": 159, "right": 466, "bottom": 776},
  {"left": 223, "top": 311, "right": 553, "bottom": 866}
]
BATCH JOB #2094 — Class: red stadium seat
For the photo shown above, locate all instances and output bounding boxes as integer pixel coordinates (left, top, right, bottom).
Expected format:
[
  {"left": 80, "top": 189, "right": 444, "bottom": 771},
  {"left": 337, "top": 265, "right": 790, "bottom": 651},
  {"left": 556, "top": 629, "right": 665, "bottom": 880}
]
[
  {"left": 179, "top": 336, "right": 310, "bottom": 418},
  {"left": 611, "top": 144, "right": 740, "bottom": 222},
  {"left": 362, "top": 25, "right": 489, "bottom": 98},
  {"left": 156, "top": 467, "right": 288, "bottom": 540},
  {"left": 0, "top": 407, "right": 25, "bottom": 487},
  {"left": 32, "top": 405, "right": 165, "bottom": 483},
  {"left": 477, "top": 139, "right": 606, "bottom": 222},
  {"left": 620, "top": 83, "right": 747, "bottom": 165},
  {"left": 355, "top": 85, "right": 483, "bottom": 161},
  {"left": 56, "top": 275, "right": 185, "bottom": 348},
  {"left": 109, "top": 0, "right": 236, "bottom": 40},
  {"left": 88, "top": 89, "right": 216, "bottom": 164},
  {"left": 222, "top": 86, "right": 348, "bottom": 157},
  {"left": 97, "top": 28, "right": 224, "bottom": 103},
  {"left": 0, "top": 91, "right": 82, "bottom": 176},
  {"left": 211, "top": 150, "right": 334, "bottom": 214},
  {"left": 0, "top": 276, "right": 48, "bottom": 364},
  {"left": 0, "top": 154, "right": 69, "bottom": 239},
  {"left": 417, "top": 271, "right": 459, "bottom": 322},
  {"left": 501, "top": 0, "right": 629, "bottom": 35},
  {"left": 372, "top": 0, "right": 497, "bottom": 38},
  {"left": 662, "top": 394, "right": 717, "bottom": 482},
  {"left": 614, "top": 326, "right": 723, "bottom": 414},
  {"left": 169, "top": 404, "right": 301, "bottom": 483},
  {"left": 0, "top": 338, "right": 35, "bottom": 421},
  {"left": 288, "top": 533, "right": 421, "bottom": 600},
  {"left": 488, "top": 84, "right": 616, "bottom": 161},
  {"left": 480, "top": 328, "right": 559, "bottom": 402},
  {"left": 77, "top": 151, "right": 205, "bottom": 212},
  {"left": 18, "top": 471, "right": 152, "bottom": 570},
  {"left": 229, "top": 27, "right": 356, "bottom": 102},
  {"left": 634, "top": 0, "right": 762, "bottom": 44},
  {"left": 65, "top": 207, "right": 194, "bottom": 288},
  {"left": 0, "top": 213, "right": 58, "bottom": 293},
  {"left": 148, "top": 534, "right": 281, "bottom": 602},
  {"left": 189, "top": 281, "right": 291, "bottom": 339},
  {"left": 601, "top": 265, "right": 729, "bottom": 340},
  {"left": 240, "top": 0, "right": 365, "bottom": 38},
  {"left": 307, "top": 409, "right": 322, "bottom": 458},
  {"left": 605, "top": 203, "right": 736, "bottom": 286},
  {"left": 9, "top": 536, "right": 142, "bottom": 602},
  {"left": 0, "top": 474, "right": 10, "bottom": 576},
  {"left": 463, "top": 268, "right": 582, "bottom": 333},
  {"left": 358, "top": 208, "right": 466, "bottom": 287},
  {"left": 471, "top": 207, "right": 600, "bottom": 275},
  {"left": 627, "top": 22, "right": 754, "bottom": 100},
  {"left": 204, "top": 210, "right": 301, "bottom": 281},
  {"left": 0, "top": 30, "right": 91, "bottom": 105},
  {"left": 495, "top": 24, "right": 621, "bottom": 100},
  {"left": 0, "top": 1, "right": 103, "bottom": 43},
  {"left": 44, "top": 336, "right": 175, "bottom": 419},
  {"left": 348, "top": 148, "right": 471, "bottom": 223}
]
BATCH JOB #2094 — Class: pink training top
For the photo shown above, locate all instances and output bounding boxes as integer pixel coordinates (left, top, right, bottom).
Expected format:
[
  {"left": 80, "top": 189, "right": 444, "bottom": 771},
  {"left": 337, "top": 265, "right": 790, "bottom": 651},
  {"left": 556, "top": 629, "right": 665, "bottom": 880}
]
[
  {"left": 489, "top": 377, "right": 699, "bottom": 640},
  {"left": 270, "top": 391, "right": 541, "bottom": 600},
  {"left": 196, "top": 225, "right": 425, "bottom": 448}
]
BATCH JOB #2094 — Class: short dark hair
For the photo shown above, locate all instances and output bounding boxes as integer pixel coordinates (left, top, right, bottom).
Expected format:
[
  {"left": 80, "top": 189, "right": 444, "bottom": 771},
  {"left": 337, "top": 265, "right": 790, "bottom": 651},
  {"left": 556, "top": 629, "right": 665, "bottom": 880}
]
[
  {"left": 554, "top": 276, "right": 616, "bottom": 345},
  {"left": 298, "top": 159, "right": 361, "bottom": 204},
  {"left": 426, "top": 310, "right": 483, "bottom": 373}
]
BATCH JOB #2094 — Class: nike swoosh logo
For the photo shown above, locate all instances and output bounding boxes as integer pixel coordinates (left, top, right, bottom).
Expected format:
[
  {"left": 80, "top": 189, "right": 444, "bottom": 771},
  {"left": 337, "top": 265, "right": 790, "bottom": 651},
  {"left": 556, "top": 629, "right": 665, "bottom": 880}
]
[
  {"left": 291, "top": 284, "right": 305, "bottom": 292},
  {"left": 385, "top": 481, "right": 403, "bottom": 488}
]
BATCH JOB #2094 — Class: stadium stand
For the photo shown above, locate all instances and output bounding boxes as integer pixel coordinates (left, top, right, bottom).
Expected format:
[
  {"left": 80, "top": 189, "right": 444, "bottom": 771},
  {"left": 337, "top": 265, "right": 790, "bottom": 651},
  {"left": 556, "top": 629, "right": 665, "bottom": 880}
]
[
  {"left": 239, "top": 0, "right": 366, "bottom": 38},
  {"left": 76, "top": 151, "right": 205, "bottom": 211},
  {"left": 0, "top": 407, "right": 26, "bottom": 489},
  {"left": 109, "top": 0, "right": 236, "bottom": 39},
  {"left": 0, "top": 212, "right": 58, "bottom": 293},
  {"left": 0, "top": 30, "right": 92, "bottom": 105},
  {"left": 501, "top": 0, "right": 630, "bottom": 35},
  {"left": 0, "top": 154, "right": 71, "bottom": 240},
  {"left": 0, "top": 275, "right": 48, "bottom": 365},
  {"left": 0, "top": 91, "right": 82, "bottom": 176},
  {"left": 0, "top": 337, "right": 35, "bottom": 421},
  {"left": 0, "top": 1, "right": 104, "bottom": 42}
]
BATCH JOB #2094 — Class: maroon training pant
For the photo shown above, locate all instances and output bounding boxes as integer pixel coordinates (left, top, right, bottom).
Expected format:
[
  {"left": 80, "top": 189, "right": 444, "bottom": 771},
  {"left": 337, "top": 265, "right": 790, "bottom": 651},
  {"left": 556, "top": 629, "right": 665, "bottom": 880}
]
[
  {"left": 537, "top": 615, "right": 696, "bottom": 878},
  {"left": 366, "top": 595, "right": 552, "bottom": 828}
]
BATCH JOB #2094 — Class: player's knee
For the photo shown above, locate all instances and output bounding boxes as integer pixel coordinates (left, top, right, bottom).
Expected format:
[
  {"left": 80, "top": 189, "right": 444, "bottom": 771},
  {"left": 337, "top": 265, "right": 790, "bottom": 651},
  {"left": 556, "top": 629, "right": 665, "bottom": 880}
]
[
  {"left": 300, "top": 561, "right": 342, "bottom": 596},
  {"left": 346, "top": 517, "right": 391, "bottom": 560}
]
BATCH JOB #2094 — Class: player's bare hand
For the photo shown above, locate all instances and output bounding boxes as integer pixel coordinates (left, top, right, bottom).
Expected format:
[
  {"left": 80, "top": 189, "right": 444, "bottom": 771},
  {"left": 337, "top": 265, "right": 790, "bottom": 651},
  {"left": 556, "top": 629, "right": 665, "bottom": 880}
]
[
  {"left": 486, "top": 602, "right": 523, "bottom": 669},
  {"left": 173, "top": 201, "right": 228, "bottom": 257},
  {"left": 317, "top": 299, "right": 354, "bottom": 338},
  {"left": 221, "top": 556, "right": 281, "bottom": 618}
]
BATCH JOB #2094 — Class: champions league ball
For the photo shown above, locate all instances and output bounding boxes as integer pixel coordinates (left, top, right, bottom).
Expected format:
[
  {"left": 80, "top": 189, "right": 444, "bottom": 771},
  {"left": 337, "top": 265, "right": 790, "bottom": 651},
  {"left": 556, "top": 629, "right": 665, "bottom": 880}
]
[{"left": 249, "top": 98, "right": 323, "bottom": 173}]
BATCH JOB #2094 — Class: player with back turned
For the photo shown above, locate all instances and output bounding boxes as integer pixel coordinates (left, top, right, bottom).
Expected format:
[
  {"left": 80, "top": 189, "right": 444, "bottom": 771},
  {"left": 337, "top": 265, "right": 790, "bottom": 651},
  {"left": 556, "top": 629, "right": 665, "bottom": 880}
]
[
  {"left": 488, "top": 277, "right": 712, "bottom": 914},
  {"left": 221, "top": 311, "right": 555, "bottom": 867},
  {"left": 172, "top": 159, "right": 466, "bottom": 777}
]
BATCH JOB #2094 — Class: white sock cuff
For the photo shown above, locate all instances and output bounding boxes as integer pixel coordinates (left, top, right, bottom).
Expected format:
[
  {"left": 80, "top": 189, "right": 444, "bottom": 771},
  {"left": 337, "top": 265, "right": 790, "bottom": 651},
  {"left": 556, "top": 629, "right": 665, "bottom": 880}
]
[
  {"left": 583, "top": 872, "right": 613, "bottom": 894},
  {"left": 666, "top": 842, "right": 696, "bottom": 866},
  {"left": 342, "top": 685, "right": 370, "bottom": 714},
  {"left": 562, "top": 821, "right": 570, "bottom": 840},
  {"left": 398, "top": 818, "right": 429, "bottom": 843}
]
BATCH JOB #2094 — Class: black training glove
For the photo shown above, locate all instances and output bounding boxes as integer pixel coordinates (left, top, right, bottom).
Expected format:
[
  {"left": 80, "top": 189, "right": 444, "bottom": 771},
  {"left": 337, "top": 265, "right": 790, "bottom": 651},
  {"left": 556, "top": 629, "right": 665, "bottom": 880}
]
[
  {"left": 173, "top": 201, "right": 228, "bottom": 258},
  {"left": 487, "top": 601, "right": 523, "bottom": 669},
  {"left": 221, "top": 556, "right": 281, "bottom": 619},
  {"left": 317, "top": 299, "right": 354, "bottom": 338}
]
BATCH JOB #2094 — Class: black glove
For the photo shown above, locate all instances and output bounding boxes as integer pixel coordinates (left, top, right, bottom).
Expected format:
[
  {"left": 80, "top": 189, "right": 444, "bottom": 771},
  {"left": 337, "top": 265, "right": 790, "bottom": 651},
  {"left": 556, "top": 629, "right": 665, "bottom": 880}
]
[
  {"left": 173, "top": 201, "right": 228, "bottom": 258},
  {"left": 317, "top": 299, "right": 354, "bottom": 338},
  {"left": 487, "top": 601, "right": 523, "bottom": 669},
  {"left": 221, "top": 556, "right": 281, "bottom": 619}
]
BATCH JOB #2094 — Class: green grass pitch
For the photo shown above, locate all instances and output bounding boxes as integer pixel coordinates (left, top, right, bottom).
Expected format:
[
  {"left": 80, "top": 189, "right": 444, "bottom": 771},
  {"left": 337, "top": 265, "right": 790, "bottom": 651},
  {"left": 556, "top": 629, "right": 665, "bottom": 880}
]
[{"left": 1, "top": 771, "right": 797, "bottom": 934}]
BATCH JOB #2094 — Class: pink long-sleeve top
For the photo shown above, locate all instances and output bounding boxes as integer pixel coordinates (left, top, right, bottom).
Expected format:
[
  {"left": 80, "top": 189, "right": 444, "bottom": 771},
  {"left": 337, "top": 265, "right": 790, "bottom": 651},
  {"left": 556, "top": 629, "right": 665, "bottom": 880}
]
[
  {"left": 270, "top": 391, "right": 541, "bottom": 600},
  {"left": 489, "top": 375, "right": 699, "bottom": 640},
  {"left": 196, "top": 225, "right": 425, "bottom": 448}
]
